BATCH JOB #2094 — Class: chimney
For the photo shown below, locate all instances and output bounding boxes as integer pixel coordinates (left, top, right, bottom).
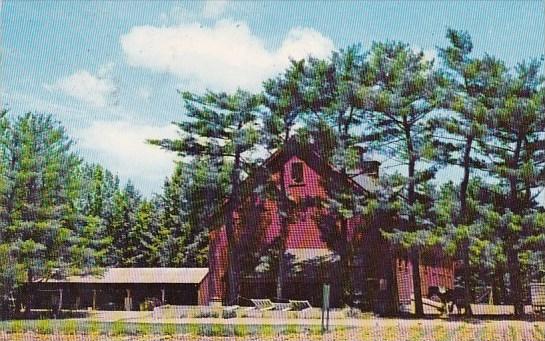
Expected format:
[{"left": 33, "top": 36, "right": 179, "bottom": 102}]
[{"left": 353, "top": 145, "right": 380, "bottom": 179}]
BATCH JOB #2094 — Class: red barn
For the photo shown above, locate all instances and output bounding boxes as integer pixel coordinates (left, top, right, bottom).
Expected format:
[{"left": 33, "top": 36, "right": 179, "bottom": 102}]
[{"left": 207, "top": 141, "right": 453, "bottom": 313}]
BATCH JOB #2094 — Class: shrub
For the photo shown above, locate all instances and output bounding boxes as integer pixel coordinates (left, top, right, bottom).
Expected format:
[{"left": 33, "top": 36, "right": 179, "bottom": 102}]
[
  {"left": 186, "top": 323, "right": 201, "bottom": 335},
  {"left": 8, "top": 320, "right": 24, "bottom": 334},
  {"left": 110, "top": 321, "right": 126, "bottom": 336},
  {"left": 61, "top": 320, "right": 78, "bottom": 335},
  {"left": 86, "top": 320, "right": 101, "bottom": 335},
  {"left": 136, "top": 323, "right": 152, "bottom": 335},
  {"left": 162, "top": 323, "right": 177, "bottom": 336},
  {"left": 233, "top": 324, "right": 249, "bottom": 337},
  {"left": 259, "top": 324, "right": 276, "bottom": 337},
  {"left": 285, "top": 324, "right": 299, "bottom": 334},
  {"left": 209, "top": 324, "right": 225, "bottom": 336},
  {"left": 35, "top": 319, "right": 54, "bottom": 334}
]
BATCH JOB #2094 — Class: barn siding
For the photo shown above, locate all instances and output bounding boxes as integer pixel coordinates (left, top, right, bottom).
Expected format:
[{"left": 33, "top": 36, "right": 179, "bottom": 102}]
[
  {"left": 208, "top": 148, "right": 455, "bottom": 311},
  {"left": 395, "top": 255, "right": 455, "bottom": 304}
]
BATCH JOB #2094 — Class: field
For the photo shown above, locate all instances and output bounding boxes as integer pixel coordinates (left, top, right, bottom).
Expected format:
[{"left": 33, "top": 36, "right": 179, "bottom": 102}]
[{"left": 0, "top": 318, "right": 544, "bottom": 341}]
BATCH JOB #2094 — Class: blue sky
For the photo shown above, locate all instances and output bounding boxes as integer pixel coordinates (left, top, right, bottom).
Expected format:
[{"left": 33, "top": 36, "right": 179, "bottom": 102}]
[{"left": 1, "top": 1, "right": 544, "bottom": 197}]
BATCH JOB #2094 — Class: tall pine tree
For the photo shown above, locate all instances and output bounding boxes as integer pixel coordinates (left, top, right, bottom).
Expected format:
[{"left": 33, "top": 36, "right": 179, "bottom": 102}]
[
  {"left": 362, "top": 42, "right": 439, "bottom": 316},
  {"left": 150, "top": 89, "right": 262, "bottom": 304}
]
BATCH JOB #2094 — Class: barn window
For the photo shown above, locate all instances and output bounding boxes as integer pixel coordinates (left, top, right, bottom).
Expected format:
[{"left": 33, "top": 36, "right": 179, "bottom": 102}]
[{"left": 291, "top": 162, "right": 304, "bottom": 184}]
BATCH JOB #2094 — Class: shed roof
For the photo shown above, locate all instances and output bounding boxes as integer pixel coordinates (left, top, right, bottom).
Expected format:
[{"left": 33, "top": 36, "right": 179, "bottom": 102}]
[{"left": 47, "top": 268, "right": 208, "bottom": 284}]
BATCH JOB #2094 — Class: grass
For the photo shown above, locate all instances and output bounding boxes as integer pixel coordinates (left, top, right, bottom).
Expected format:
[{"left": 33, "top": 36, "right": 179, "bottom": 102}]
[{"left": 0, "top": 318, "right": 543, "bottom": 340}]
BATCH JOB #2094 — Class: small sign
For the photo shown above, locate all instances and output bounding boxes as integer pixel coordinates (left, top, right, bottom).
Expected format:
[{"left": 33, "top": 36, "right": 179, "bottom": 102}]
[
  {"left": 322, "top": 284, "right": 330, "bottom": 332},
  {"left": 323, "top": 284, "right": 330, "bottom": 310}
]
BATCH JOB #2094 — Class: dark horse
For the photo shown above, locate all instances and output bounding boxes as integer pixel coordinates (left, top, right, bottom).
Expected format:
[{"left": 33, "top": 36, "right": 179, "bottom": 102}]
[{"left": 428, "top": 286, "right": 466, "bottom": 315}]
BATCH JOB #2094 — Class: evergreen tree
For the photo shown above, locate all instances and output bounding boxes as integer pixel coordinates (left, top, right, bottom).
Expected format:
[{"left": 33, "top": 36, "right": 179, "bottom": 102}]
[
  {"left": 108, "top": 182, "right": 142, "bottom": 267},
  {"left": 362, "top": 42, "right": 439, "bottom": 316},
  {"left": 303, "top": 47, "right": 374, "bottom": 305},
  {"left": 483, "top": 59, "right": 545, "bottom": 315},
  {"left": 1, "top": 113, "right": 82, "bottom": 313},
  {"left": 150, "top": 89, "right": 262, "bottom": 304},
  {"left": 433, "top": 28, "right": 507, "bottom": 315},
  {"left": 263, "top": 60, "right": 308, "bottom": 300},
  {"left": 73, "top": 164, "right": 119, "bottom": 270}
]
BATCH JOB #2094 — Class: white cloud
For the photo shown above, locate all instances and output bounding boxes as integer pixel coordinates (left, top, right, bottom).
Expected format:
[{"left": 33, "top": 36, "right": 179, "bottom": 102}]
[
  {"left": 202, "top": 0, "right": 229, "bottom": 19},
  {"left": 120, "top": 20, "right": 334, "bottom": 92},
  {"left": 77, "top": 121, "right": 178, "bottom": 184},
  {"left": 46, "top": 69, "right": 118, "bottom": 108}
]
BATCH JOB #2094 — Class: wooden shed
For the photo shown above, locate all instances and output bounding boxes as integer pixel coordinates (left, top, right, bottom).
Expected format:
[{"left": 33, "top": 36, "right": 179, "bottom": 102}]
[{"left": 32, "top": 268, "right": 209, "bottom": 311}]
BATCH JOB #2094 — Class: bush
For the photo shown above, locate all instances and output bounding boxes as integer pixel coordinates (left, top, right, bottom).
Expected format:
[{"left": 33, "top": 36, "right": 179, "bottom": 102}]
[
  {"left": 110, "top": 321, "right": 126, "bottom": 336},
  {"left": 35, "top": 319, "right": 53, "bottom": 334},
  {"left": 161, "top": 323, "right": 177, "bottom": 336},
  {"left": 61, "top": 320, "right": 78, "bottom": 335},
  {"left": 136, "top": 323, "right": 152, "bottom": 335},
  {"left": 259, "top": 324, "right": 276, "bottom": 337},
  {"left": 285, "top": 324, "right": 300, "bottom": 334},
  {"left": 8, "top": 320, "right": 24, "bottom": 334},
  {"left": 233, "top": 324, "right": 249, "bottom": 336},
  {"left": 86, "top": 320, "right": 101, "bottom": 335}
]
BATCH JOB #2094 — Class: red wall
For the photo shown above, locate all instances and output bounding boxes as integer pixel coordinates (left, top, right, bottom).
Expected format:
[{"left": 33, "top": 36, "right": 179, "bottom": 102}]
[
  {"left": 207, "top": 153, "right": 454, "bottom": 307},
  {"left": 207, "top": 155, "right": 335, "bottom": 303},
  {"left": 395, "top": 255, "right": 455, "bottom": 304}
]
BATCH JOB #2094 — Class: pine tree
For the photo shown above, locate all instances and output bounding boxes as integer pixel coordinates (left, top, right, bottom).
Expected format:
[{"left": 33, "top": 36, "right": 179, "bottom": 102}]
[
  {"left": 74, "top": 164, "right": 119, "bottom": 270},
  {"left": 433, "top": 28, "right": 507, "bottom": 315},
  {"left": 362, "top": 42, "right": 439, "bottom": 316},
  {"left": 108, "top": 182, "right": 142, "bottom": 267},
  {"left": 2, "top": 113, "right": 82, "bottom": 314},
  {"left": 303, "top": 47, "right": 374, "bottom": 305},
  {"left": 483, "top": 59, "right": 545, "bottom": 316},
  {"left": 150, "top": 89, "right": 262, "bottom": 304},
  {"left": 263, "top": 60, "right": 309, "bottom": 300}
]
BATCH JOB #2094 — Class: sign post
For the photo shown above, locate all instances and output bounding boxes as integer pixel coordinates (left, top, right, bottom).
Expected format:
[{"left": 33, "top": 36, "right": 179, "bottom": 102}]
[{"left": 322, "top": 284, "right": 330, "bottom": 333}]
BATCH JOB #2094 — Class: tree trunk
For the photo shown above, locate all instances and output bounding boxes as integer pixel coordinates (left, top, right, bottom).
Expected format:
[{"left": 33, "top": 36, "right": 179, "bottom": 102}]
[
  {"left": 459, "top": 137, "right": 473, "bottom": 316},
  {"left": 507, "top": 136, "right": 524, "bottom": 316},
  {"left": 507, "top": 246, "right": 524, "bottom": 316},
  {"left": 225, "top": 149, "right": 243, "bottom": 305},
  {"left": 276, "top": 130, "right": 291, "bottom": 300},
  {"left": 405, "top": 121, "right": 424, "bottom": 317},
  {"left": 339, "top": 217, "right": 351, "bottom": 306},
  {"left": 461, "top": 241, "right": 473, "bottom": 315},
  {"left": 24, "top": 270, "right": 33, "bottom": 318}
]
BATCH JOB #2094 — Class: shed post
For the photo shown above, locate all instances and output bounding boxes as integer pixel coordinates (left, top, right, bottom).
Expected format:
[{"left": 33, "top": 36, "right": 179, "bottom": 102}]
[
  {"left": 161, "top": 288, "right": 165, "bottom": 304},
  {"left": 125, "top": 289, "right": 132, "bottom": 311},
  {"left": 58, "top": 289, "right": 63, "bottom": 312},
  {"left": 92, "top": 289, "right": 96, "bottom": 310}
]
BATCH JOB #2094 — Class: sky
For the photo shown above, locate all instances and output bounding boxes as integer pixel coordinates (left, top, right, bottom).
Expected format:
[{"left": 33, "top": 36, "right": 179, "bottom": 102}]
[{"left": 1, "top": 1, "right": 544, "bottom": 197}]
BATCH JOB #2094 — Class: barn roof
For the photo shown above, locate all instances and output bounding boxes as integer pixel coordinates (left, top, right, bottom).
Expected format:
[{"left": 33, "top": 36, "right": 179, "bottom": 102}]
[{"left": 46, "top": 268, "right": 209, "bottom": 284}]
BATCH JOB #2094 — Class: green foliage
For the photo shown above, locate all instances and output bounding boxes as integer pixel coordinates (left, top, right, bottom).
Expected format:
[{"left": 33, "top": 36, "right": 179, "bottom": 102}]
[
  {"left": 60, "top": 319, "right": 78, "bottom": 335},
  {"left": 0, "top": 112, "right": 107, "bottom": 312},
  {"left": 110, "top": 320, "right": 127, "bottom": 336},
  {"left": 35, "top": 319, "right": 53, "bottom": 334},
  {"left": 149, "top": 89, "right": 264, "bottom": 302}
]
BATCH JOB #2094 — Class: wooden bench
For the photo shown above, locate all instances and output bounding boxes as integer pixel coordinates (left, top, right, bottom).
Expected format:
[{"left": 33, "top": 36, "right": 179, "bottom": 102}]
[
  {"left": 530, "top": 283, "right": 545, "bottom": 313},
  {"left": 248, "top": 299, "right": 276, "bottom": 311},
  {"left": 248, "top": 299, "right": 294, "bottom": 311}
]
